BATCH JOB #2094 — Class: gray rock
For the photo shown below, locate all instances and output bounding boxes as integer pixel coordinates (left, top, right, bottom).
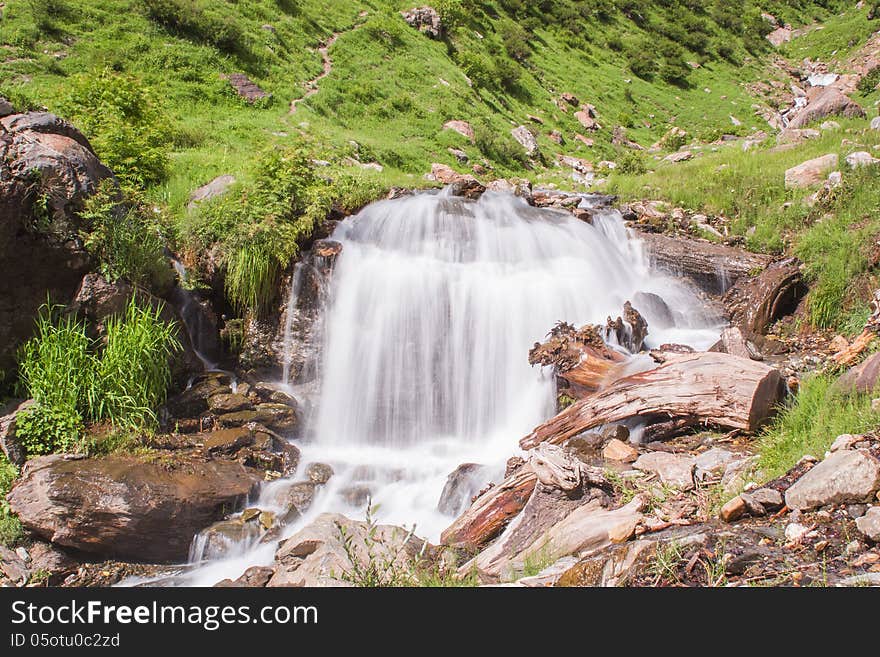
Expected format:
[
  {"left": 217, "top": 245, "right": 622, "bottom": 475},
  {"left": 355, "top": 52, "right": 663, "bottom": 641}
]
[
  {"left": 401, "top": 6, "right": 443, "bottom": 38},
  {"left": 784, "top": 450, "right": 880, "bottom": 511},
  {"left": 437, "top": 463, "right": 489, "bottom": 516},
  {"left": 830, "top": 434, "right": 863, "bottom": 452},
  {"left": 846, "top": 151, "right": 880, "bottom": 169},
  {"left": 188, "top": 174, "right": 236, "bottom": 209},
  {"left": 748, "top": 487, "right": 784, "bottom": 511},
  {"left": 0, "top": 399, "right": 33, "bottom": 466},
  {"left": 601, "top": 424, "right": 630, "bottom": 443},
  {"left": 847, "top": 504, "right": 868, "bottom": 519},
  {"left": 872, "top": 116, "right": 880, "bottom": 131},
  {"left": 694, "top": 448, "right": 735, "bottom": 481},
  {"left": 511, "top": 125, "right": 539, "bottom": 157},
  {"left": 856, "top": 507, "right": 880, "bottom": 542},
  {"left": 633, "top": 452, "right": 696, "bottom": 490},
  {"left": 0, "top": 96, "right": 13, "bottom": 117}
]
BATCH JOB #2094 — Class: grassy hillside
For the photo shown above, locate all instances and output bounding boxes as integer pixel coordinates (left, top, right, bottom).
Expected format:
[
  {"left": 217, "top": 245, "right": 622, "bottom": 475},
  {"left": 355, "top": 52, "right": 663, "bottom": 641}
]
[{"left": 0, "top": 0, "right": 864, "bottom": 317}]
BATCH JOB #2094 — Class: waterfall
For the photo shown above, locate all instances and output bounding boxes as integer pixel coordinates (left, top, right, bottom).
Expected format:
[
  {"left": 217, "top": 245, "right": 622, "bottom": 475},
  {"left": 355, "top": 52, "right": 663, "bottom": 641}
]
[{"left": 171, "top": 189, "right": 723, "bottom": 586}]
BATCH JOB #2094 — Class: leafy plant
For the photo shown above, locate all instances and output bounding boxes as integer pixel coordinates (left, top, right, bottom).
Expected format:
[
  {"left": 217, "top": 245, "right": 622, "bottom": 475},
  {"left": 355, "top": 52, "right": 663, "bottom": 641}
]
[
  {"left": 79, "top": 182, "right": 173, "bottom": 290},
  {"left": 0, "top": 455, "right": 23, "bottom": 548},
  {"left": 14, "top": 403, "right": 84, "bottom": 455}
]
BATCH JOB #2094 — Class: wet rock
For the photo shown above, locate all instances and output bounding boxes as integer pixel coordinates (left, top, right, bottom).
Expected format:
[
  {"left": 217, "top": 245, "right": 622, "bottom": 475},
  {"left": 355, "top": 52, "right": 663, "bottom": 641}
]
[
  {"left": 633, "top": 452, "right": 696, "bottom": 490},
  {"left": 429, "top": 163, "right": 485, "bottom": 198},
  {"left": 0, "top": 398, "right": 33, "bottom": 466},
  {"left": 219, "top": 403, "right": 298, "bottom": 435},
  {"left": 188, "top": 174, "right": 236, "bottom": 209},
  {"left": 603, "top": 439, "right": 638, "bottom": 463},
  {"left": 784, "top": 450, "right": 880, "bottom": 511},
  {"left": 723, "top": 258, "right": 806, "bottom": 337},
  {"left": 27, "top": 541, "right": 79, "bottom": 584},
  {"left": 214, "top": 565, "right": 275, "bottom": 588},
  {"left": 306, "top": 462, "right": 334, "bottom": 485},
  {"left": 198, "top": 518, "right": 261, "bottom": 559},
  {"left": 6, "top": 454, "right": 260, "bottom": 562},
  {"left": 208, "top": 392, "right": 253, "bottom": 414},
  {"left": 566, "top": 433, "right": 605, "bottom": 462},
  {"left": 202, "top": 427, "right": 254, "bottom": 454},
  {"left": 274, "top": 481, "right": 319, "bottom": 517},
  {"left": 631, "top": 292, "right": 674, "bottom": 330},
  {"left": 856, "top": 507, "right": 880, "bottom": 542},
  {"left": 606, "top": 301, "right": 648, "bottom": 352},
  {"left": 268, "top": 513, "right": 428, "bottom": 587},
  {"left": 341, "top": 484, "right": 372, "bottom": 509},
  {"left": 437, "top": 463, "right": 490, "bottom": 516}
]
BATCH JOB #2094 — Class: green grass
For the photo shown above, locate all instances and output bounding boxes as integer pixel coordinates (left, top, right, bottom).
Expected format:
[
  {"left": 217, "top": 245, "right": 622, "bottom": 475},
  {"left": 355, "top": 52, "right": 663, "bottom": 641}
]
[
  {"left": 15, "top": 297, "right": 181, "bottom": 454},
  {"left": 0, "top": 454, "right": 23, "bottom": 548},
  {"left": 757, "top": 374, "right": 880, "bottom": 479},
  {"left": 607, "top": 118, "right": 880, "bottom": 329}
]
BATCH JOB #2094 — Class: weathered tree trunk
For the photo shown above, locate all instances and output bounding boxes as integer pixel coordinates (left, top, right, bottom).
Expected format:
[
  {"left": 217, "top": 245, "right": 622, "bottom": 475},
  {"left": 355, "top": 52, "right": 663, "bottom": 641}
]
[
  {"left": 637, "top": 231, "right": 772, "bottom": 295},
  {"left": 439, "top": 469, "right": 537, "bottom": 548},
  {"left": 521, "top": 352, "right": 786, "bottom": 450}
]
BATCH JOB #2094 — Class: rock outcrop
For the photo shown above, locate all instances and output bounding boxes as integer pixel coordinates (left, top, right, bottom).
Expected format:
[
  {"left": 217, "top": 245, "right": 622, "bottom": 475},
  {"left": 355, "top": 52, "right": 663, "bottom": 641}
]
[
  {"left": 7, "top": 453, "right": 261, "bottom": 562},
  {"left": 0, "top": 109, "right": 113, "bottom": 375},
  {"left": 723, "top": 258, "right": 807, "bottom": 337}
]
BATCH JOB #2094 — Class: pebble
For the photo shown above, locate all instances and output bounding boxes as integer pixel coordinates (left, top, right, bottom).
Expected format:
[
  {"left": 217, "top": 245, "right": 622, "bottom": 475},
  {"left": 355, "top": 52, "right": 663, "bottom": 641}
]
[{"left": 785, "top": 522, "right": 810, "bottom": 543}]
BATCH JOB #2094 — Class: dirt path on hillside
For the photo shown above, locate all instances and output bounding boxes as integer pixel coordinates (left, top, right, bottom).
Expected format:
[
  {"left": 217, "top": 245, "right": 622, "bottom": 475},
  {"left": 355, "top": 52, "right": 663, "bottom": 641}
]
[{"left": 289, "top": 11, "right": 368, "bottom": 114}]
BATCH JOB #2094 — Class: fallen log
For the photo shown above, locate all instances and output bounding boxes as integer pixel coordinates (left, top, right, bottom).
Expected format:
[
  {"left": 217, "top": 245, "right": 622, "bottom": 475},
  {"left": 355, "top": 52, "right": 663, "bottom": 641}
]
[
  {"left": 439, "top": 468, "right": 537, "bottom": 548},
  {"left": 637, "top": 231, "right": 772, "bottom": 295},
  {"left": 521, "top": 352, "right": 786, "bottom": 450}
]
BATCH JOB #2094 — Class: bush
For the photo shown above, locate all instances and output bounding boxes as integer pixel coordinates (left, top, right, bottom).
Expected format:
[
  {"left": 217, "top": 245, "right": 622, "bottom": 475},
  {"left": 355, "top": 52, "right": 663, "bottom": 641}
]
[
  {"left": 79, "top": 182, "right": 173, "bottom": 290},
  {"left": 140, "top": 0, "right": 250, "bottom": 55},
  {"left": 14, "top": 403, "right": 83, "bottom": 455},
  {"left": 473, "top": 119, "right": 527, "bottom": 170},
  {"left": 857, "top": 66, "right": 880, "bottom": 95},
  {"left": 616, "top": 150, "right": 648, "bottom": 175},
  {"left": 61, "top": 69, "right": 170, "bottom": 190}
]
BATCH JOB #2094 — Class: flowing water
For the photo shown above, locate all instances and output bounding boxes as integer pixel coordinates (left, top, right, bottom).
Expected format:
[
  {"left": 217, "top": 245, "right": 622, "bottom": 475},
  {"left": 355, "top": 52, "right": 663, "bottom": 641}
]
[{"left": 171, "top": 189, "right": 723, "bottom": 586}]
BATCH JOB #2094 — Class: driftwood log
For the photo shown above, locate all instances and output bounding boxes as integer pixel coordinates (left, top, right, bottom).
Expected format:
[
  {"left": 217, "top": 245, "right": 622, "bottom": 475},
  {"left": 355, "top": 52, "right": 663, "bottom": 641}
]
[
  {"left": 439, "top": 445, "right": 609, "bottom": 549},
  {"left": 637, "top": 231, "right": 772, "bottom": 295},
  {"left": 521, "top": 352, "right": 786, "bottom": 450}
]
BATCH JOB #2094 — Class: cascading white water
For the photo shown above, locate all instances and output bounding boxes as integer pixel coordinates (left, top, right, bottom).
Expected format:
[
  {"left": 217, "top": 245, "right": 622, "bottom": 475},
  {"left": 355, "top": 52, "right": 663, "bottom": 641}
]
[{"left": 168, "top": 189, "right": 723, "bottom": 586}]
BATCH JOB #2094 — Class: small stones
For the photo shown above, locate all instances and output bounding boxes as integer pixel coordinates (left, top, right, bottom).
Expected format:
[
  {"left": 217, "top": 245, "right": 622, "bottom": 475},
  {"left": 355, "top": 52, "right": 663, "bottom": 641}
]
[{"left": 784, "top": 522, "right": 810, "bottom": 543}]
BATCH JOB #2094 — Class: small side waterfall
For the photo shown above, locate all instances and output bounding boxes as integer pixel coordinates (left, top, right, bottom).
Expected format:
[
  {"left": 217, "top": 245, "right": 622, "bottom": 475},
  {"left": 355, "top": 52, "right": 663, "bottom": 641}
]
[{"left": 174, "top": 189, "right": 723, "bottom": 586}]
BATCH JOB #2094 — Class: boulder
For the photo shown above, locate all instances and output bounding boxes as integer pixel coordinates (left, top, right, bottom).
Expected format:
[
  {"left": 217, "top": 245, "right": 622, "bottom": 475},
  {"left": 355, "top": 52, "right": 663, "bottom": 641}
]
[
  {"left": 437, "top": 463, "right": 490, "bottom": 516},
  {"left": 0, "top": 399, "right": 33, "bottom": 466},
  {"left": 6, "top": 453, "right": 260, "bottom": 562},
  {"left": 268, "top": 513, "right": 428, "bottom": 587},
  {"left": 767, "top": 27, "right": 792, "bottom": 47},
  {"left": 855, "top": 507, "right": 880, "bottom": 542},
  {"left": 663, "top": 150, "right": 694, "bottom": 163},
  {"left": 0, "top": 96, "right": 13, "bottom": 117},
  {"left": 784, "top": 450, "right": 880, "bottom": 511},
  {"left": 188, "top": 174, "right": 236, "bottom": 209},
  {"left": 442, "top": 120, "right": 474, "bottom": 142},
  {"left": 401, "top": 6, "right": 443, "bottom": 38},
  {"left": 214, "top": 565, "right": 275, "bottom": 588},
  {"left": 633, "top": 452, "right": 696, "bottom": 490},
  {"left": 785, "top": 154, "right": 839, "bottom": 188},
  {"left": 694, "top": 448, "right": 736, "bottom": 481},
  {"left": 786, "top": 88, "right": 865, "bottom": 129},
  {"left": 0, "top": 111, "right": 114, "bottom": 376},
  {"left": 836, "top": 352, "right": 880, "bottom": 394},
  {"left": 429, "top": 163, "right": 485, "bottom": 198},
  {"left": 511, "top": 125, "right": 539, "bottom": 157},
  {"left": 195, "top": 518, "right": 262, "bottom": 560},
  {"left": 846, "top": 151, "right": 880, "bottom": 169},
  {"left": 305, "top": 462, "right": 334, "bottom": 485},
  {"left": 723, "top": 258, "right": 806, "bottom": 336},
  {"left": 208, "top": 392, "right": 253, "bottom": 414},
  {"left": 574, "top": 109, "right": 599, "bottom": 131}
]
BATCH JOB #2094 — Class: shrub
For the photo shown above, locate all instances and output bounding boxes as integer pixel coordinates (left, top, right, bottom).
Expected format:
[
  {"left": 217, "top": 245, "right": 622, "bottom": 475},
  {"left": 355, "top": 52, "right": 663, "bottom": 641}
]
[
  {"left": 857, "top": 66, "right": 880, "bottom": 95},
  {"left": 14, "top": 403, "right": 83, "bottom": 455},
  {"left": 79, "top": 182, "right": 173, "bottom": 290},
  {"left": 616, "top": 150, "right": 648, "bottom": 175},
  {"left": 474, "top": 119, "right": 527, "bottom": 170},
  {"left": 500, "top": 22, "right": 531, "bottom": 62},
  {"left": 140, "top": 0, "right": 250, "bottom": 55},
  {"left": 61, "top": 69, "right": 170, "bottom": 190}
]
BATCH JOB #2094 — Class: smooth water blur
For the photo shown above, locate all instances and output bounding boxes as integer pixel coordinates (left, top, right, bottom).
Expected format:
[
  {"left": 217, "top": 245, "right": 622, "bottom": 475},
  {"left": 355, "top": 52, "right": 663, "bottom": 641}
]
[{"left": 173, "top": 189, "right": 722, "bottom": 585}]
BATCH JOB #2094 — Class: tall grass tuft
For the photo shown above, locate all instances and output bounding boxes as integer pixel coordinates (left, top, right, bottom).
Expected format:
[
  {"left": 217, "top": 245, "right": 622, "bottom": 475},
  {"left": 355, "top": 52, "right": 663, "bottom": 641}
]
[
  {"left": 90, "top": 297, "right": 182, "bottom": 428},
  {"left": 757, "top": 374, "right": 880, "bottom": 479},
  {"left": 224, "top": 241, "right": 281, "bottom": 316}
]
